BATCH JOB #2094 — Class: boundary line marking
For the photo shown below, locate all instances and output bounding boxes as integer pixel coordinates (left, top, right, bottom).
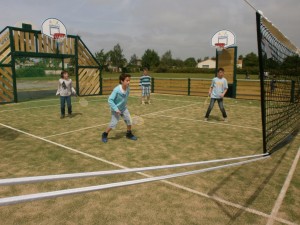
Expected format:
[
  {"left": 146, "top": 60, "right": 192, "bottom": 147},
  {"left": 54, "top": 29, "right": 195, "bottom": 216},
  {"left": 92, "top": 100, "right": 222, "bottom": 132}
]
[
  {"left": 266, "top": 146, "right": 300, "bottom": 225},
  {"left": 43, "top": 103, "right": 199, "bottom": 138},
  {"left": 146, "top": 114, "right": 261, "bottom": 131},
  {"left": 146, "top": 97, "right": 260, "bottom": 109},
  {"left": 0, "top": 99, "right": 105, "bottom": 113},
  {"left": 0, "top": 122, "right": 296, "bottom": 225}
]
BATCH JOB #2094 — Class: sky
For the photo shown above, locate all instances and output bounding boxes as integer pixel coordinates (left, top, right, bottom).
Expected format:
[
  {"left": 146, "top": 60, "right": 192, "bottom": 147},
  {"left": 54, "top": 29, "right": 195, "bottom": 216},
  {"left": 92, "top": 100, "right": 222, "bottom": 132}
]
[{"left": 0, "top": 0, "right": 299, "bottom": 60}]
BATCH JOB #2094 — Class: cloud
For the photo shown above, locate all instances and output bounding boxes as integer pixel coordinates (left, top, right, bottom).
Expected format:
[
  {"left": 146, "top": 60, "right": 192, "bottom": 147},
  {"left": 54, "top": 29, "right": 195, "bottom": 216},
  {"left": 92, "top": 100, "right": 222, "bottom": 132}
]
[{"left": 0, "top": 0, "right": 299, "bottom": 60}]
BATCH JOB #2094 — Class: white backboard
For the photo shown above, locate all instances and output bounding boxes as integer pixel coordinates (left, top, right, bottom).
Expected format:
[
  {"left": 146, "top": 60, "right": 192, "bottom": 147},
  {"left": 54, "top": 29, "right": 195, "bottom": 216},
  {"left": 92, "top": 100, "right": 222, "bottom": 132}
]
[
  {"left": 41, "top": 18, "right": 67, "bottom": 39},
  {"left": 211, "top": 30, "right": 236, "bottom": 48}
]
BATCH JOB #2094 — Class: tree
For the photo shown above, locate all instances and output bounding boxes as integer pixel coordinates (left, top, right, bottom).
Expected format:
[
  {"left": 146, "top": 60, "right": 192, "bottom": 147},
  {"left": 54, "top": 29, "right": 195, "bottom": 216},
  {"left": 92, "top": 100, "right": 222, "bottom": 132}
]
[
  {"left": 141, "top": 49, "right": 160, "bottom": 70},
  {"left": 204, "top": 56, "right": 209, "bottom": 61},
  {"left": 160, "top": 50, "right": 173, "bottom": 67},
  {"left": 173, "top": 58, "right": 184, "bottom": 68},
  {"left": 129, "top": 54, "right": 138, "bottom": 66},
  {"left": 109, "top": 43, "right": 126, "bottom": 69},
  {"left": 243, "top": 52, "right": 259, "bottom": 68},
  {"left": 238, "top": 54, "right": 244, "bottom": 60},
  {"left": 95, "top": 49, "right": 110, "bottom": 67},
  {"left": 184, "top": 57, "right": 197, "bottom": 67}
]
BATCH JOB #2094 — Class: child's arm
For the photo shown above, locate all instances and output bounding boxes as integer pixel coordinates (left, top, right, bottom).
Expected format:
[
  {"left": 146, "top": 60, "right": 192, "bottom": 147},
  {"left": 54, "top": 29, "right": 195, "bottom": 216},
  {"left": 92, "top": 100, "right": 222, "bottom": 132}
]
[
  {"left": 208, "top": 87, "right": 213, "bottom": 96},
  {"left": 70, "top": 80, "right": 76, "bottom": 96},
  {"left": 108, "top": 90, "right": 121, "bottom": 114},
  {"left": 221, "top": 88, "right": 228, "bottom": 98},
  {"left": 220, "top": 79, "right": 228, "bottom": 98}
]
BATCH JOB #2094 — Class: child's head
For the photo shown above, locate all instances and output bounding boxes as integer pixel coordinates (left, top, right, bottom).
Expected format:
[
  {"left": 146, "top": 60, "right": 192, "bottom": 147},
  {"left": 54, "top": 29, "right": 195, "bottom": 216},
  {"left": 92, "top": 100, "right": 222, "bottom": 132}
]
[
  {"left": 143, "top": 67, "right": 149, "bottom": 75},
  {"left": 119, "top": 73, "right": 131, "bottom": 86},
  {"left": 217, "top": 68, "right": 225, "bottom": 78},
  {"left": 61, "top": 70, "right": 69, "bottom": 79}
]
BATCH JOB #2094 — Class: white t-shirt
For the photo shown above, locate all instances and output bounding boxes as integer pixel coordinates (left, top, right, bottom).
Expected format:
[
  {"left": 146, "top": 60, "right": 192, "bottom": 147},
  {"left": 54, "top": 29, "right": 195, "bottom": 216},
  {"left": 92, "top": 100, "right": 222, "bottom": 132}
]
[{"left": 56, "top": 78, "right": 73, "bottom": 97}]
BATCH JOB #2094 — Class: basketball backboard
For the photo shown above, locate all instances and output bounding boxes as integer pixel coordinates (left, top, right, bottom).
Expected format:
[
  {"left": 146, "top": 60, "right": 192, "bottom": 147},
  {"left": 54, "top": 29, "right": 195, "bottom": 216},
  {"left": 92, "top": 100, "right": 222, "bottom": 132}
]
[{"left": 211, "top": 30, "right": 236, "bottom": 48}]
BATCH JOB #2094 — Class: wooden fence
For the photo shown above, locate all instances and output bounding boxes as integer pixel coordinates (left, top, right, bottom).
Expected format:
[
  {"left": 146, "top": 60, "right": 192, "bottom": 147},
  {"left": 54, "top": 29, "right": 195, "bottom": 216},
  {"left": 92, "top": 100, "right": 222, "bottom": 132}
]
[{"left": 102, "top": 77, "right": 261, "bottom": 100}]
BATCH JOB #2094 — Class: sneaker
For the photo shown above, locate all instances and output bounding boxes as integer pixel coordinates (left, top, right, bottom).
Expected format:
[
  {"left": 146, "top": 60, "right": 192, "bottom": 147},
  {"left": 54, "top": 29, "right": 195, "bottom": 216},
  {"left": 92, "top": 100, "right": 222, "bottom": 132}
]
[
  {"left": 68, "top": 113, "right": 73, "bottom": 118},
  {"left": 223, "top": 118, "right": 228, "bottom": 122},
  {"left": 126, "top": 131, "right": 138, "bottom": 141},
  {"left": 204, "top": 118, "right": 208, "bottom": 121},
  {"left": 148, "top": 101, "right": 151, "bottom": 104},
  {"left": 142, "top": 101, "right": 145, "bottom": 105},
  {"left": 60, "top": 115, "right": 65, "bottom": 119},
  {"left": 102, "top": 132, "right": 108, "bottom": 143}
]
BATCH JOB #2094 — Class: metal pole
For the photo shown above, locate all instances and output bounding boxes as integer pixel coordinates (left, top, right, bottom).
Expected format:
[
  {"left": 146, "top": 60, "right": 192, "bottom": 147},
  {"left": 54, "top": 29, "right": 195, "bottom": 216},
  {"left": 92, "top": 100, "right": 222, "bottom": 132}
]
[{"left": 256, "top": 12, "right": 268, "bottom": 154}]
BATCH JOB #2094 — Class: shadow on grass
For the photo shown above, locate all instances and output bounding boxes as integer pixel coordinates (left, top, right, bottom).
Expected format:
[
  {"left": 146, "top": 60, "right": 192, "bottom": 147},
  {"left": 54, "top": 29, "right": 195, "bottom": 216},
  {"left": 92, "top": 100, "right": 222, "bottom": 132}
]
[
  {"left": 109, "top": 132, "right": 126, "bottom": 140},
  {"left": 207, "top": 145, "right": 291, "bottom": 224},
  {"left": 70, "top": 113, "right": 83, "bottom": 118},
  {"left": 0, "top": 127, "right": 20, "bottom": 141}
]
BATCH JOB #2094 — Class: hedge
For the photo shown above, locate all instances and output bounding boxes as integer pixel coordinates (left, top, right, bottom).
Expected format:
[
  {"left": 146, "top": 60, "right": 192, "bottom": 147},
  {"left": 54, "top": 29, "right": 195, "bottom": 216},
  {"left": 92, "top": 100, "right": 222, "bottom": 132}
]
[{"left": 16, "top": 67, "right": 45, "bottom": 77}]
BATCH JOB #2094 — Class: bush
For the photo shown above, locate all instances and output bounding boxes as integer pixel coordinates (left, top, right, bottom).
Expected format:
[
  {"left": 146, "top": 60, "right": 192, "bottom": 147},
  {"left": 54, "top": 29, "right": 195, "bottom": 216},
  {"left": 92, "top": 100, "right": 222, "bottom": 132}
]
[{"left": 16, "top": 67, "right": 45, "bottom": 77}]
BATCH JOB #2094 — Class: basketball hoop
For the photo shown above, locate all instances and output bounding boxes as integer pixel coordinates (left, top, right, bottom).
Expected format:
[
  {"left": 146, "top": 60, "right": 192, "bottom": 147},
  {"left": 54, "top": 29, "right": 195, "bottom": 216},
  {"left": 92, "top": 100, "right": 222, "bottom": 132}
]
[
  {"left": 215, "top": 43, "right": 225, "bottom": 53},
  {"left": 53, "top": 33, "right": 66, "bottom": 44}
]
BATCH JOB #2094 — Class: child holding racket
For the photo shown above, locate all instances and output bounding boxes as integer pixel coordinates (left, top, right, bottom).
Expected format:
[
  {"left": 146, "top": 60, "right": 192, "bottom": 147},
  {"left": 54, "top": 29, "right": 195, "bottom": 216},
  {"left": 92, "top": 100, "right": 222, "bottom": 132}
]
[
  {"left": 204, "top": 68, "right": 228, "bottom": 122},
  {"left": 102, "top": 73, "right": 138, "bottom": 143},
  {"left": 139, "top": 67, "right": 152, "bottom": 104},
  {"left": 56, "top": 70, "right": 76, "bottom": 119}
]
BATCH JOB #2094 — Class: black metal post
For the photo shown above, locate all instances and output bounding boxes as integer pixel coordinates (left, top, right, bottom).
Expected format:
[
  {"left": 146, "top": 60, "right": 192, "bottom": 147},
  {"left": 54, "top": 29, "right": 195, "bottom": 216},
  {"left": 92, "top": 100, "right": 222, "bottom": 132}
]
[{"left": 256, "top": 12, "right": 268, "bottom": 154}]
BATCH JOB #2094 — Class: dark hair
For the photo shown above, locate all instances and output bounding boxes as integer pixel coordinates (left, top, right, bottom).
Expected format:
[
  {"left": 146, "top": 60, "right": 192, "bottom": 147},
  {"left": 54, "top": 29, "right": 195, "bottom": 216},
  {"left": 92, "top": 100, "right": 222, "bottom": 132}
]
[
  {"left": 143, "top": 67, "right": 149, "bottom": 71},
  {"left": 119, "top": 73, "right": 131, "bottom": 84},
  {"left": 61, "top": 70, "right": 68, "bottom": 78},
  {"left": 218, "top": 68, "right": 225, "bottom": 73}
]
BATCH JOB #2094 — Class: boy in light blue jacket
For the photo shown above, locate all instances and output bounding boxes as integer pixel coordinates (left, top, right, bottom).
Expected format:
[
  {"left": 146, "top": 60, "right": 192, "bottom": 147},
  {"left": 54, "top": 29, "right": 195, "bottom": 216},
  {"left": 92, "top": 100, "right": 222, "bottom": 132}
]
[{"left": 102, "top": 73, "right": 137, "bottom": 143}]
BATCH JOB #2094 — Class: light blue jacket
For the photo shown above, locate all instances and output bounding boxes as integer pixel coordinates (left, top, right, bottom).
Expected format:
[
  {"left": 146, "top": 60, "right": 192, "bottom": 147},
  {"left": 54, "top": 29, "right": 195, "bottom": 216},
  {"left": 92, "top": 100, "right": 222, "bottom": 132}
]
[{"left": 108, "top": 85, "right": 130, "bottom": 112}]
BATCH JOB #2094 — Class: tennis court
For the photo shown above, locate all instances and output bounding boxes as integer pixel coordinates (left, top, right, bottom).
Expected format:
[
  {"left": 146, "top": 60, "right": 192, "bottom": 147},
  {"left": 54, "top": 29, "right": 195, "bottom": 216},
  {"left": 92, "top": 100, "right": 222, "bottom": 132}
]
[{"left": 0, "top": 94, "right": 299, "bottom": 225}]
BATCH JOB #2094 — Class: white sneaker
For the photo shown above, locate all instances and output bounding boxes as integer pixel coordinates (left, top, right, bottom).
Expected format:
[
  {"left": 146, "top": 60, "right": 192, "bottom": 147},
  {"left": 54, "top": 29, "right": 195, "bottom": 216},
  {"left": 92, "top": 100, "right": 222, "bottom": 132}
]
[
  {"left": 142, "top": 101, "right": 145, "bottom": 105},
  {"left": 223, "top": 118, "right": 228, "bottom": 122},
  {"left": 204, "top": 118, "right": 208, "bottom": 122}
]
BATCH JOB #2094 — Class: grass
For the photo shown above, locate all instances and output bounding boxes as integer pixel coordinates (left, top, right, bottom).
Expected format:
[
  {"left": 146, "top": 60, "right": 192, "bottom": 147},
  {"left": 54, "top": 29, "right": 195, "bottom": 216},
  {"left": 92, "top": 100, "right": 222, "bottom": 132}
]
[{"left": 0, "top": 94, "right": 299, "bottom": 225}]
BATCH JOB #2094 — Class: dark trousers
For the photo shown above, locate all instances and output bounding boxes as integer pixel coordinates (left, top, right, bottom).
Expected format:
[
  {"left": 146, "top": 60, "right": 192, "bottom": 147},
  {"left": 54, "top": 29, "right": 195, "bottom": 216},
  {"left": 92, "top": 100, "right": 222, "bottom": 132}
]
[
  {"left": 205, "top": 98, "right": 227, "bottom": 118},
  {"left": 60, "top": 96, "right": 72, "bottom": 115}
]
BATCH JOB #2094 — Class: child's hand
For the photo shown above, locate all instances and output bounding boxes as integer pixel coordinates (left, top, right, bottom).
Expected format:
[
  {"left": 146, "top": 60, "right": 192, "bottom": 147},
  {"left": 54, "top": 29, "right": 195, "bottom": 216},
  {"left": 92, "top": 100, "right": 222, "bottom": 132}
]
[
  {"left": 116, "top": 110, "right": 121, "bottom": 115},
  {"left": 220, "top": 93, "right": 225, "bottom": 98}
]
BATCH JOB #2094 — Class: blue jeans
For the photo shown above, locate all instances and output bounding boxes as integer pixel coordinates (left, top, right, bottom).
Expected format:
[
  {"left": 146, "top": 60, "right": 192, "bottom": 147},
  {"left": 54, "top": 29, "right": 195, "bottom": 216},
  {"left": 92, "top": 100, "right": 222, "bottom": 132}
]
[
  {"left": 205, "top": 98, "right": 227, "bottom": 118},
  {"left": 60, "top": 96, "right": 72, "bottom": 115}
]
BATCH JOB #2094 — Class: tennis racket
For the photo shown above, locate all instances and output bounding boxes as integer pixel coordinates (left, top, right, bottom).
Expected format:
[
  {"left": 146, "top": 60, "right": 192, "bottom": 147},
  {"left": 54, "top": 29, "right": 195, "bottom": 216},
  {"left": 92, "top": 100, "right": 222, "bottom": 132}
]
[
  {"left": 130, "top": 114, "right": 144, "bottom": 126},
  {"left": 75, "top": 95, "right": 89, "bottom": 107}
]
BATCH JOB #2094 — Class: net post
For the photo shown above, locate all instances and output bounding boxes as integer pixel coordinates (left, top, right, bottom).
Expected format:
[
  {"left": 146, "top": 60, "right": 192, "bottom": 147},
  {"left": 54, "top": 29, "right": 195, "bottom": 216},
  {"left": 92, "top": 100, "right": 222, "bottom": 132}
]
[
  {"left": 256, "top": 12, "right": 267, "bottom": 154},
  {"left": 233, "top": 46, "right": 238, "bottom": 98},
  {"left": 9, "top": 27, "right": 18, "bottom": 103},
  {"left": 151, "top": 77, "right": 155, "bottom": 93},
  {"left": 188, "top": 78, "right": 191, "bottom": 96},
  {"left": 290, "top": 80, "right": 295, "bottom": 103},
  {"left": 74, "top": 36, "right": 80, "bottom": 96},
  {"left": 99, "top": 68, "right": 103, "bottom": 95}
]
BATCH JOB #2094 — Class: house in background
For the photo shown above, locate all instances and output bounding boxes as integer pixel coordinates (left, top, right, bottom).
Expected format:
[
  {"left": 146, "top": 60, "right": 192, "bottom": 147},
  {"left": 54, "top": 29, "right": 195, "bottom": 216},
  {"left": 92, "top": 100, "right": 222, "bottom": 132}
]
[
  {"left": 237, "top": 59, "right": 243, "bottom": 68},
  {"left": 196, "top": 59, "right": 216, "bottom": 69}
]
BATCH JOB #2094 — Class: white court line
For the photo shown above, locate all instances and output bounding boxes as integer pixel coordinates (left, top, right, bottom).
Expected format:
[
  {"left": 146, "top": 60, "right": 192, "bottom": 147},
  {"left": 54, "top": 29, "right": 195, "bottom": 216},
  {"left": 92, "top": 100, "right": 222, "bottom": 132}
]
[
  {"left": 266, "top": 146, "right": 300, "bottom": 225},
  {"left": 44, "top": 123, "right": 109, "bottom": 138},
  {"left": 0, "top": 122, "right": 296, "bottom": 225},
  {"left": 43, "top": 103, "right": 199, "bottom": 138},
  {"left": 146, "top": 114, "right": 261, "bottom": 131},
  {"left": 147, "top": 97, "right": 260, "bottom": 109},
  {"left": 0, "top": 99, "right": 104, "bottom": 113}
]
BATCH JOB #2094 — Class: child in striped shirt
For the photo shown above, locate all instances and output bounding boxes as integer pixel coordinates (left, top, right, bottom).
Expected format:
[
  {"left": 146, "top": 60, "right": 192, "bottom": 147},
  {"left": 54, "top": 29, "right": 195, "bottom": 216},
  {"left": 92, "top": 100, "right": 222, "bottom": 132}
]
[{"left": 139, "top": 68, "right": 152, "bottom": 105}]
